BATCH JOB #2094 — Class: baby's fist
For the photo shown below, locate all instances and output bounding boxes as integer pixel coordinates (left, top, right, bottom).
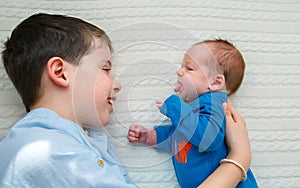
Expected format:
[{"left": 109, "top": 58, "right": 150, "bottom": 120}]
[{"left": 127, "top": 124, "right": 147, "bottom": 143}]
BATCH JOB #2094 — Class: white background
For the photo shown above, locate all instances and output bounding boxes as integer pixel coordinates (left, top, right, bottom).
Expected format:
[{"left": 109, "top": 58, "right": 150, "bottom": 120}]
[{"left": 0, "top": 0, "right": 300, "bottom": 187}]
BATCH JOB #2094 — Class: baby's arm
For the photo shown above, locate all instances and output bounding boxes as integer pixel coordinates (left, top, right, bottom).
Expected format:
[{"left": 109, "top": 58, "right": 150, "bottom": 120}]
[
  {"left": 198, "top": 102, "right": 251, "bottom": 187},
  {"left": 160, "top": 95, "right": 225, "bottom": 152},
  {"left": 127, "top": 125, "right": 157, "bottom": 146}
]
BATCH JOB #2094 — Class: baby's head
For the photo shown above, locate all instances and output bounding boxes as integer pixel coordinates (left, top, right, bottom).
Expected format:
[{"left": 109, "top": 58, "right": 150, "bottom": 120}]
[
  {"left": 176, "top": 42, "right": 224, "bottom": 103},
  {"left": 176, "top": 39, "right": 245, "bottom": 102},
  {"left": 201, "top": 39, "right": 245, "bottom": 96},
  {"left": 2, "top": 13, "right": 112, "bottom": 112}
]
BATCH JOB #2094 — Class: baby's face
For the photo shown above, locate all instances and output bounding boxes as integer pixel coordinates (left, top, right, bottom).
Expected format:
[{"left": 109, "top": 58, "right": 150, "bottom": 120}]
[
  {"left": 175, "top": 44, "right": 216, "bottom": 103},
  {"left": 72, "top": 39, "right": 121, "bottom": 127}
]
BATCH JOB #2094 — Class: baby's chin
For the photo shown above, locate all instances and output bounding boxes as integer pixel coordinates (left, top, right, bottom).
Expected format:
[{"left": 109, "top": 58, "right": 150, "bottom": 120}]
[
  {"left": 177, "top": 94, "right": 190, "bottom": 103},
  {"left": 182, "top": 95, "right": 199, "bottom": 104}
]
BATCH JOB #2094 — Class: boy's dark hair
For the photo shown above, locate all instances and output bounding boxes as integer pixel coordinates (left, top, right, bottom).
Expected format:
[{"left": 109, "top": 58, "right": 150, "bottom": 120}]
[
  {"left": 202, "top": 39, "right": 245, "bottom": 96},
  {"left": 2, "top": 13, "right": 111, "bottom": 112}
]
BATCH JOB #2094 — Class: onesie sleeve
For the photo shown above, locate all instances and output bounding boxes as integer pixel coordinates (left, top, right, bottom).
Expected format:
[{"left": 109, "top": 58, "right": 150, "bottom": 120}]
[
  {"left": 154, "top": 95, "right": 194, "bottom": 153},
  {"left": 159, "top": 95, "right": 194, "bottom": 126},
  {"left": 159, "top": 94, "right": 226, "bottom": 152},
  {"left": 154, "top": 124, "right": 174, "bottom": 153}
]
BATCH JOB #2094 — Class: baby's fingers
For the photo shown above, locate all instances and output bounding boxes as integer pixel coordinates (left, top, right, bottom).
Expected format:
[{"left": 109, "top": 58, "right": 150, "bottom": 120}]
[
  {"left": 127, "top": 135, "right": 139, "bottom": 143},
  {"left": 129, "top": 124, "right": 144, "bottom": 133},
  {"left": 127, "top": 124, "right": 145, "bottom": 143},
  {"left": 127, "top": 129, "right": 140, "bottom": 143},
  {"left": 156, "top": 100, "right": 164, "bottom": 109},
  {"left": 225, "top": 100, "right": 245, "bottom": 125},
  {"left": 128, "top": 129, "right": 138, "bottom": 137}
]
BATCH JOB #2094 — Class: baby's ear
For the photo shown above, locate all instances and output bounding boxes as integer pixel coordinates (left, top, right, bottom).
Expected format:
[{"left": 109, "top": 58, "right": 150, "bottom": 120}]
[
  {"left": 46, "top": 57, "right": 69, "bottom": 87},
  {"left": 209, "top": 74, "right": 225, "bottom": 91}
]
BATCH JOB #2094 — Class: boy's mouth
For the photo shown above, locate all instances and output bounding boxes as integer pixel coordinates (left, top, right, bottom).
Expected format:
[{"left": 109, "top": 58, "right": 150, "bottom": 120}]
[{"left": 107, "top": 97, "right": 115, "bottom": 105}]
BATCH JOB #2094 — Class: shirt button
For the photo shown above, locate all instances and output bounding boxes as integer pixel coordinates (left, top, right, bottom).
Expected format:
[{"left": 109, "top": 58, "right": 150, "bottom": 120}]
[
  {"left": 97, "top": 159, "right": 104, "bottom": 167},
  {"left": 84, "top": 129, "right": 89, "bottom": 136}
]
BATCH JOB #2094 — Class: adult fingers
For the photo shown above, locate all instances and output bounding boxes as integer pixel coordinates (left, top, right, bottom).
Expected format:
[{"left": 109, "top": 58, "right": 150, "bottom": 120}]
[{"left": 227, "top": 100, "right": 246, "bottom": 126}]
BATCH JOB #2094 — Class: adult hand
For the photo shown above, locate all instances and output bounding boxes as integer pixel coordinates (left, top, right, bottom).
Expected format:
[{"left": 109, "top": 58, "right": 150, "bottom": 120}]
[{"left": 223, "top": 100, "right": 251, "bottom": 171}]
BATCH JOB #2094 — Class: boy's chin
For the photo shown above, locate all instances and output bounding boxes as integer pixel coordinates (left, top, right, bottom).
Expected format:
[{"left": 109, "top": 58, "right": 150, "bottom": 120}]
[{"left": 82, "top": 117, "right": 109, "bottom": 128}]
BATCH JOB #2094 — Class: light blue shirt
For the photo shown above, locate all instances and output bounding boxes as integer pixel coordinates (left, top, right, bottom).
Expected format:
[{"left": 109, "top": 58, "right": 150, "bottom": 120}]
[{"left": 0, "top": 108, "right": 137, "bottom": 188}]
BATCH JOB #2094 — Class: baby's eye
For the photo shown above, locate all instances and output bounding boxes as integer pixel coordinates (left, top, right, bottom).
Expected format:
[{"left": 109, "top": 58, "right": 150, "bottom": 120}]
[{"left": 187, "top": 66, "right": 194, "bottom": 71}]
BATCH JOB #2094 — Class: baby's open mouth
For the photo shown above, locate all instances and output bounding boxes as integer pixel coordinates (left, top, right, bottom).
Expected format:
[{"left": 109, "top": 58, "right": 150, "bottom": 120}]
[{"left": 174, "top": 82, "right": 182, "bottom": 92}]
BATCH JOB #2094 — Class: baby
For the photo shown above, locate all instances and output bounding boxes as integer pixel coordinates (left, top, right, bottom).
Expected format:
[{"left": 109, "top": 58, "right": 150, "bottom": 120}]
[{"left": 127, "top": 39, "right": 258, "bottom": 188}]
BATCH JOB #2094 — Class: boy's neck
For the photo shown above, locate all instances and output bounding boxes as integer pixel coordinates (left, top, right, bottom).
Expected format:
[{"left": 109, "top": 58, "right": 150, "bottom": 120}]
[{"left": 31, "top": 95, "right": 77, "bottom": 126}]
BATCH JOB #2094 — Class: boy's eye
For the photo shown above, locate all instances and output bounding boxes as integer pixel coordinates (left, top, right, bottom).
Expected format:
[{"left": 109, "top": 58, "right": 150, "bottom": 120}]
[
  {"left": 102, "top": 67, "right": 111, "bottom": 73},
  {"left": 101, "top": 60, "right": 112, "bottom": 74},
  {"left": 186, "top": 66, "right": 193, "bottom": 71}
]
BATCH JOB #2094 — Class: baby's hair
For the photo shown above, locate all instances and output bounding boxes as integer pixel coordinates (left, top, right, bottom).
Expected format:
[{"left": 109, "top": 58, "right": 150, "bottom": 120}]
[{"left": 201, "top": 39, "right": 245, "bottom": 96}]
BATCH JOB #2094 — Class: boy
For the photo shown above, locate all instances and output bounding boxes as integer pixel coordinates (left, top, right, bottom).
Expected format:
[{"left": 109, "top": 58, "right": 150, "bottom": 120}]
[
  {"left": 128, "top": 39, "right": 258, "bottom": 187},
  {"left": 0, "top": 13, "right": 137, "bottom": 187}
]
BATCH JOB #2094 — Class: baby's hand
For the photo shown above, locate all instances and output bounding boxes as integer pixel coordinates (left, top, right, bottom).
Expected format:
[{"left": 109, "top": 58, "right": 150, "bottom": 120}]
[
  {"left": 127, "top": 124, "right": 148, "bottom": 143},
  {"left": 127, "top": 124, "right": 157, "bottom": 146},
  {"left": 156, "top": 99, "right": 164, "bottom": 109}
]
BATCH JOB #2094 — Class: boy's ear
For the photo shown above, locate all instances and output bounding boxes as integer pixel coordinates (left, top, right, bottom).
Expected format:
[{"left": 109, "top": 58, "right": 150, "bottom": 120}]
[
  {"left": 47, "top": 57, "right": 69, "bottom": 87},
  {"left": 209, "top": 74, "right": 225, "bottom": 91}
]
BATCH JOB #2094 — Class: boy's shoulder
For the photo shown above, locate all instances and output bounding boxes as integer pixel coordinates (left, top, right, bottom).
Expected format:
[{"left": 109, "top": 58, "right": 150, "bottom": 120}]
[{"left": 1, "top": 108, "right": 88, "bottom": 150}]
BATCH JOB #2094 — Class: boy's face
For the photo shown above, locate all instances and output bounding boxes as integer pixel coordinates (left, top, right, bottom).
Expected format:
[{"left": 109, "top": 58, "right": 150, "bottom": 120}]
[
  {"left": 175, "top": 44, "right": 215, "bottom": 103},
  {"left": 72, "top": 40, "right": 121, "bottom": 127}
]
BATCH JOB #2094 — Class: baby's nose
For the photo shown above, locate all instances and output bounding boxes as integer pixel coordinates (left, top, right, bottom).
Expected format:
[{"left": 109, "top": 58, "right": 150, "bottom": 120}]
[{"left": 176, "top": 68, "right": 184, "bottom": 76}]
